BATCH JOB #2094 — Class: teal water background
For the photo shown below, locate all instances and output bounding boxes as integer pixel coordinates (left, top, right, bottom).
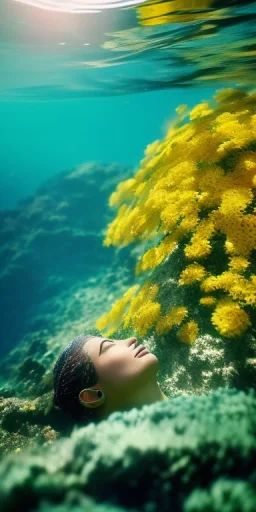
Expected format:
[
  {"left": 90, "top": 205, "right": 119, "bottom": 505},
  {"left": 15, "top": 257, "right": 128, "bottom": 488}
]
[
  {"left": 1, "top": 0, "right": 255, "bottom": 209},
  {"left": 0, "top": 88, "right": 215, "bottom": 209}
]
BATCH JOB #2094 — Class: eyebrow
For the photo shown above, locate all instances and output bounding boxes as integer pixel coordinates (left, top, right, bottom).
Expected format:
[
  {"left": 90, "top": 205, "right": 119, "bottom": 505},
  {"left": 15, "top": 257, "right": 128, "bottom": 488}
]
[{"left": 99, "top": 338, "right": 114, "bottom": 356}]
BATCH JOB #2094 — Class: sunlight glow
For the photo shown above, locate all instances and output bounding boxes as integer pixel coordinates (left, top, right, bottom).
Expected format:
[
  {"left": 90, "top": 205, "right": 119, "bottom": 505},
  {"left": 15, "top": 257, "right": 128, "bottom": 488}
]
[{"left": 12, "top": 0, "right": 147, "bottom": 13}]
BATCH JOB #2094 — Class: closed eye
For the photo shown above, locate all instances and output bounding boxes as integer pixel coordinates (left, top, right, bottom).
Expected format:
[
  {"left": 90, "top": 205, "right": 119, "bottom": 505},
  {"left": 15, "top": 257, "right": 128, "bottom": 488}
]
[
  {"left": 100, "top": 339, "right": 115, "bottom": 355},
  {"left": 102, "top": 343, "right": 114, "bottom": 353}
]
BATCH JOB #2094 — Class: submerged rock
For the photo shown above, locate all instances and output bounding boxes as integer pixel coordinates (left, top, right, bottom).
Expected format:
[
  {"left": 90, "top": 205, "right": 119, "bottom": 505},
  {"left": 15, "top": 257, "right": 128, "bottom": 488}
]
[
  {"left": 0, "top": 162, "right": 134, "bottom": 359},
  {"left": 0, "top": 392, "right": 73, "bottom": 457},
  {"left": 0, "top": 388, "right": 255, "bottom": 512}
]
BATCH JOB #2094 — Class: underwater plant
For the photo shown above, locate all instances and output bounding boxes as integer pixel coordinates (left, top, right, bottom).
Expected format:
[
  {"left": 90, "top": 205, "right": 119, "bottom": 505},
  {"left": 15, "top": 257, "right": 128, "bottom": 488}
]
[
  {"left": 96, "top": 88, "right": 255, "bottom": 343},
  {"left": 136, "top": 0, "right": 213, "bottom": 26},
  {"left": 1, "top": 388, "right": 256, "bottom": 512}
]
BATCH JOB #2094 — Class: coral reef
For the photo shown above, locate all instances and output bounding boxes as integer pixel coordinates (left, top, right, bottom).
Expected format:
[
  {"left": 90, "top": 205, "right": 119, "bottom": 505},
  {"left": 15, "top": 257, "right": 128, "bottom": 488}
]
[
  {"left": 0, "top": 389, "right": 256, "bottom": 512},
  {"left": 0, "top": 161, "right": 138, "bottom": 396},
  {"left": 93, "top": 88, "right": 256, "bottom": 395},
  {"left": 0, "top": 162, "right": 134, "bottom": 359},
  {"left": 0, "top": 393, "right": 63, "bottom": 457},
  {"left": 96, "top": 89, "right": 255, "bottom": 343},
  {"left": 0, "top": 162, "right": 138, "bottom": 454}
]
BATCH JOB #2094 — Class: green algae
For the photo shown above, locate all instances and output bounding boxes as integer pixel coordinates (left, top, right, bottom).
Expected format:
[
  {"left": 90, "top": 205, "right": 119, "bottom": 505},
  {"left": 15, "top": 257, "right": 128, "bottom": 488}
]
[{"left": 0, "top": 388, "right": 255, "bottom": 512}]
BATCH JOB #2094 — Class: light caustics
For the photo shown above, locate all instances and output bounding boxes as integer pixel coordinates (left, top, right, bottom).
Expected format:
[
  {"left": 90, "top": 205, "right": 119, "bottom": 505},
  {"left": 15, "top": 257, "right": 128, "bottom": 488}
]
[{"left": 12, "top": 0, "right": 147, "bottom": 13}]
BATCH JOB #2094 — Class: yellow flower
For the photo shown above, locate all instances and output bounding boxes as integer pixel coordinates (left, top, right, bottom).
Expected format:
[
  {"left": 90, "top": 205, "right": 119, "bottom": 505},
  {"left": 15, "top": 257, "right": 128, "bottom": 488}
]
[
  {"left": 215, "top": 271, "right": 241, "bottom": 291},
  {"left": 156, "top": 306, "right": 188, "bottom": 334},
  {"left": 123, "top": 282, "right": 159, "bottom": 328},
  {"left": 229, "top": 256, "right": 249, "bottom": 272},
  {"left": 178, "top": 321, "right": 199, "bottom": 343},
  {"left": 161, "top": 204, "right": 180, "bottom": 231},
  {"left": 201, "top": 271, "right": 256, "bottom": 307},
  {"left": 211, "top": 300, "right": 251, "bottom": 337},
  {"left": 109, "top": 179, "right": 136, "bottom": 207},
  {"left": 200, "top": 296, "right": 216, "bottom": 306},
  {"left": 212, "top": 211, "right": 256, "bottom": 257},
  {"left": 197, "top": 166, "right": 226, "bottom": 208},
  {"left": 229, "top": 275, "right": 256, "bottom": 306},
  {"left": 145, "top": 139, "right": 161, "bottom": 157},
  {"left": 219, "top": 188, "right": 253, "bottom": 215},
  {"left": 95, "top": 285, "right": 139, "bottom": 333},
  {"left": 140, "top": 235, "right": 179, "bottom": 271},
  {"left": 133, "top": 301, "right": 161, "bottom": 336},
  {"left": 179, "top": 213, "right": 199, "bottom": 233},
  {"left": 97, "top": 88, "right": 255, "bottom": 340},
  {"left": 189, "top": 102, "right": 213, "bottom": 120},
  {"left": 179, "top": 264, "right": 206, "bottom": 285},
  {"left": 156, "top": 235, "right": 178, "bottom": 260},
  {"left": 225, "top": 240, "right": 235, "bottom": 254},
  {"left": 176, "top": 104, "right": 188, "bottom": 115},
  {"left": 200, "top": 275, "right": 219, "bottom": 293},
  {"left": 134, "top": 182, "right": 146, "bottom": 197},
  {"left": 145, "top": 188, "right": 169, "bottom": 211},
  {"left": 184, "top": 239, "right": 212, "bottom": 259},
  {"left": 185, "top": 131, "right": 219, "bottom": 163},
  {"left": 137, "top": 0, "right": 213, "bottom": 27},
  {"left": 184, "top": 218, "right": 215, "bottom": 259},
  {"left": 140, "top": 247, "right": 161, "bottom": 271}
]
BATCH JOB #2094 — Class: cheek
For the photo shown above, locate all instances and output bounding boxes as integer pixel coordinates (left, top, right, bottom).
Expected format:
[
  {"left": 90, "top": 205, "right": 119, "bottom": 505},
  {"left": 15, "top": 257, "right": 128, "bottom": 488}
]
[{"left": 97, "top": 353, "right": 158, "bottom": 387}]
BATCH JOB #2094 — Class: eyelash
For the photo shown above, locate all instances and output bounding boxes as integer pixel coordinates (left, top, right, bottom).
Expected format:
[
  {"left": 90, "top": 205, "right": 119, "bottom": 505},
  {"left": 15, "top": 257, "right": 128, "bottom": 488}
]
[{"left": 102, "top": 340, "right": 114, "bottom": 352}]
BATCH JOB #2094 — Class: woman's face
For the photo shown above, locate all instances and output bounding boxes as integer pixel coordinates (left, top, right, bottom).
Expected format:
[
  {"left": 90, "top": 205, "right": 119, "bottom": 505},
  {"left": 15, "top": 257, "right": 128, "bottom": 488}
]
[{"left": 83, "top": 336, "right": 159, "bottom": 395}]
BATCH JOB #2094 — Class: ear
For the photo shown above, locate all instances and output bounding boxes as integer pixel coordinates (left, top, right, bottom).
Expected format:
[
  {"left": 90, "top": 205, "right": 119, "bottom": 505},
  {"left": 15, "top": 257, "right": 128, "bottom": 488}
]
[
  {"left": 79, "top": 389, "right": 97, "bottom": 405},
  {"left": 79, "top": 388, "right": 105, "bottom": 410}
]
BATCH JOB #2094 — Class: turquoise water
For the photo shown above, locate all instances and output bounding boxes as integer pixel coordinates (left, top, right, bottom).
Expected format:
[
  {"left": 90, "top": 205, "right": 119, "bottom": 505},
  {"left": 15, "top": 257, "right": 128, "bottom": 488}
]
[
  {"left": 0, "top": 88, "right": 215, "bottom": 209},
  {"left": 0, "top": 1, "right": 255, "bottom": 208}
]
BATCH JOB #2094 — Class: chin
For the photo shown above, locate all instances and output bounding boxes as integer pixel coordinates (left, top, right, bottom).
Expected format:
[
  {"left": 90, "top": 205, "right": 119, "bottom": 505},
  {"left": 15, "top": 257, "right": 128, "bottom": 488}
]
[
  {"left": 145, "top": 352, "right": 159, "bottom": 369},
  {"left": 149, "top": 353, "right": 158, "bottom": 362},
  {"left": 147, "top": 352, "right": 158, "bottom": 361}
]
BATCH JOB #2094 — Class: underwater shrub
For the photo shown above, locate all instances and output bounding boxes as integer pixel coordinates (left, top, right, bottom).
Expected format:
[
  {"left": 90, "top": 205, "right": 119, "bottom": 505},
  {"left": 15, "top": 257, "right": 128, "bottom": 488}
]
[
  {"left": 96, "top": 88, "right": 255, "bottom": 341},
  {"left": 0, "top": 389, "right": 256, "bottom": 512}
]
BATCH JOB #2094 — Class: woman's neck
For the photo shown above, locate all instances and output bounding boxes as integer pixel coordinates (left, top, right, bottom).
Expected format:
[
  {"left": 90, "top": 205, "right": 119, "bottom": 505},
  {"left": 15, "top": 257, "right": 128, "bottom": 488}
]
[
  {"left": 131, "top": 379, "right": 168, "bottom": 408},
  {"left": 98, "top": 380, "right": 168, "bottom": 420}
]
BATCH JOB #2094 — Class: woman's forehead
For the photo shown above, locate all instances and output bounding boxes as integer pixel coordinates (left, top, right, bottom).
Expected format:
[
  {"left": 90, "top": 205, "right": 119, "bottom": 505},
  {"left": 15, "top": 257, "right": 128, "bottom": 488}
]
[{"left": 83, "top": 336, "right": 106, "bottom": 355}]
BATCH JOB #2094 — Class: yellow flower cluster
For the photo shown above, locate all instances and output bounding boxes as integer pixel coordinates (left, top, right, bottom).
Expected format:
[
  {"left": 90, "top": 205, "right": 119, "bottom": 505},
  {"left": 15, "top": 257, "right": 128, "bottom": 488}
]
[
  {"left": 211, "top": 300, "right": 251, "bottom": 337},
  {"left": 201, "top": 271, "right": 256, "bottom": 307},
  {"left": 228, "top": 257, "right": 249, "bottom": 272},
  {"left": 100, "top": 281, "right": 162, "bottom": 337},
  {"left": 184, "top": 218, "right": 215, "bottom": 259},
  {"left": 137, "top": 235, "right": 178, "bottom": 272},
  {"left": 199, "top": 296, "right": 216, "bottom": 306},
  {"left": 189, "top": 102, "right": 213, "bottom": 120},
  {"left": 177, "top": 321, "right": 199, "bottom": 344},
  {"left": 156, "top": 307, "right": 188, "bottom": 335},
  {"left": 132, "top": 301, "right": 161, "bottom": 336},
  {"left": 95, "top": 285, "right": 139, "bottom": 336},
  {"left": 109, "top": 179, "right": 136, "bottom": 207},
  {"left": 122, "top": 283, "right": 161, "bottom": 336},
  {"left": 178, "top": 264, "right": 206, "bottom": 285},
  {"left": 96, "top": 88, "right": 255, "bottom": 340},
  {"left": 136, "top": 0, "right": 213, "bottom": 27}
]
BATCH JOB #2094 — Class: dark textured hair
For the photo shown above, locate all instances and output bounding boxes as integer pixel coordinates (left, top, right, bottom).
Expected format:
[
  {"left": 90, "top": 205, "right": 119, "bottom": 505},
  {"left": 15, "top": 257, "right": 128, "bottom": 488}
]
[{"left": 53, "top": 334, "right": 99, "bottom": 423}]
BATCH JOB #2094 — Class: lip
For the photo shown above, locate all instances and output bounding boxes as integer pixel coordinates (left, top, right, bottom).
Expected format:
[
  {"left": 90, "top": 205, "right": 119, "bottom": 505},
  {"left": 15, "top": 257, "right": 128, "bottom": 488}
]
[{"left": 134, "top": 345, "right": 150, "bottom": 358}]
